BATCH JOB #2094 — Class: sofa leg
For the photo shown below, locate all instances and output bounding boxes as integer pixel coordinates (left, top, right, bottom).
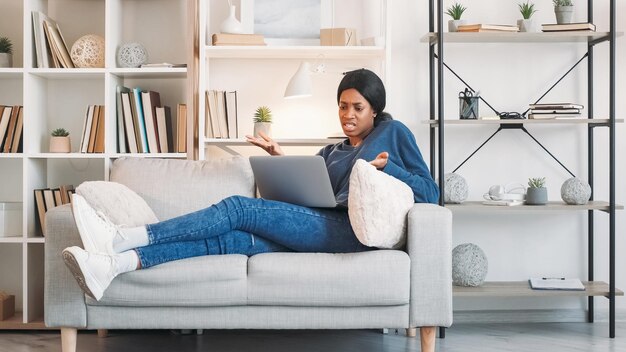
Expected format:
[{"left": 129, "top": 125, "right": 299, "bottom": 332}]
[
  {"left": 406, "top": 327, "right": 416, "bottom": 337},
  {"left": 420, "top": 326, "right": 436, "bottom": 352},
  {"left": 61, "top": 328, "right": 77, "bottom": 352},
  {"left": 97, "top": 329, "right": 108, "bottom": 338}
]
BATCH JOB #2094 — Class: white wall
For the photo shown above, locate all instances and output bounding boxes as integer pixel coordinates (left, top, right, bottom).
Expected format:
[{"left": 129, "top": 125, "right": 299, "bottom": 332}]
[{"left": 387, "top": 0, "right": 625, "bottom": 317}]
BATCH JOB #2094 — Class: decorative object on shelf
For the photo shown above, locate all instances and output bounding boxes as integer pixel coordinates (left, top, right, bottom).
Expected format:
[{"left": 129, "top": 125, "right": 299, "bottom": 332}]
[
  {"left": 117, "top": 42, "right": 148, "bottom": 68},
  {"left": 253, "top": 106, "right": 273, "bottom": 138},
  {"left": 284, "top": 62, "right": 313, "bottom": 98},
  {"left": 517, "top": 1, "right": 537, "bottom": 32},
  {"left": 220, "top": 1, "right": 244, "bottom": 34},
  {"left": 444, "top": 172, "right": 468, "bottom": 204},
  {"left": 0, "top": 36, "right": 13, "bottom": 68},
  {"left": 49, "top": 128, "right": 71, "bottom": 153},
  {"left": 561, "top": 177, "right": 591, "bottom": 205},
  {"left": 526, "top": 177, "right": 547, "bottom": 205},
  {"left": 0, "top": 202, "right": 22, "bottom": 237},
  {"left": 445, "top": 2, "right": 467, "bottom": 32},
  {"left": 459, "top": 88, "right": 479, "bottom": 119},
  {"left": 0, "top": 291, "right": 15, "bottom": 321},
  {"left": 320, "top": 28, "right": 357, "bottom": 46},
  {"left": 553, "top": 0, "right": 574, "bottom": 24},
  {"left": 70, "top": 34, "right": 105, "bottom": 68},
  {"left": 452, "top": 243, "right": 488, "bottom": 287}
]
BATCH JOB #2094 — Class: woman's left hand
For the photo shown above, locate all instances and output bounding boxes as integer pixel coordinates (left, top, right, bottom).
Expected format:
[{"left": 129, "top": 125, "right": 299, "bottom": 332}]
[{"left": 370, "top": 152, "right": 389, "bottom": 170}]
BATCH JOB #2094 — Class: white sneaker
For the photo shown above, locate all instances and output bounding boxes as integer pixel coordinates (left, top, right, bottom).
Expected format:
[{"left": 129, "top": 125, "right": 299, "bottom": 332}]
[
  {"left": 62, "top": 246, "right": 119, "bottom": 301},
  {"left": 71, "top": 194, "right": 121, "bottom": 255}
]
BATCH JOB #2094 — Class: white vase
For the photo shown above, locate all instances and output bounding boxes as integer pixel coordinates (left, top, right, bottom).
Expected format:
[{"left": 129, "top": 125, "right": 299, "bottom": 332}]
[
  {"left": 0, "top": 53, "right": 12, "bottom": 68},
  {"left": 49, "top": 136, "right": 71, "bottom": 153},
  {"left": 448, "top": 19, "right": 467, "bottom": 32},
  {"left": 517, "top": 19, "right": 535, "bottom": 32},
  {"left": 220, "top": 5, "right": 244, "bottom": 34},
  {"left": 253, "top": 123, "right": 272, "bottom": 138}
]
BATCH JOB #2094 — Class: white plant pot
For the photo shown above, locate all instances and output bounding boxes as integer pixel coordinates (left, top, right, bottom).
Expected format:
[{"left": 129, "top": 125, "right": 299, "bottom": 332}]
[
  {"left": 220, "top": 5, "right": 244, "bottom": 34},
  {"left": 554, "top": 5, "right": 574, "bottom": 24},
  {"left": 517, "top": 19, "right": 536, "bottom": 32},
  {"left": 253, "top": 123, "right": 272, "bottom": 138},
  {"left": 0, "top": 53, "right": 12, "bottom": 68},
  {"left": 448, "top": 19, "right": 467, "bottom": 32},
  {"left": 49, "top": 136, "right": 71, "bottom": 153}
]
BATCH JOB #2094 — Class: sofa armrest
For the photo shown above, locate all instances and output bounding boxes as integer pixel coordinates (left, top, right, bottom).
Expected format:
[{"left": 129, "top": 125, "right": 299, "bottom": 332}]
[
  {"left": 406, "top": 203, "right": 453, "bottom": 328},
  {"left": 44, "top": 204, "right": 87, "bottom": 328}
]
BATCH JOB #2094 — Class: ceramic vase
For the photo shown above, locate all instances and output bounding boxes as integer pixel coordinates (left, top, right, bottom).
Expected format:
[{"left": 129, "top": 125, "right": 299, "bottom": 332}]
[
  {"left": 517, "top": 19, "right": 535, "bottom": 32},
  {"left": 448, "top": 19, "right": 467, "bottom": 32},
  {"left": 253, "top": 123, "right": 272, "bottom": 138},
  {"left": 525, "top": 187, "right": 548, "bottom": 205},
  {"left": 0, "top": 53, "right": 12, "bottom": 68},
  {"left": 220, "top": 5, "right": 244, "bottom": 34},
  {"left": 554, "top": 5, "right": 574, "bottom": 24},
  {"left": 49, "top": 136, "right": 71, "bottom": 153}
]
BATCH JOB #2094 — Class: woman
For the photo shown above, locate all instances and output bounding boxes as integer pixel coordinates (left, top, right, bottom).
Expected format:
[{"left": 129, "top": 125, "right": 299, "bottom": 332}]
[{"left": 62, "top": 69, "right": 439, "bottom": 301}]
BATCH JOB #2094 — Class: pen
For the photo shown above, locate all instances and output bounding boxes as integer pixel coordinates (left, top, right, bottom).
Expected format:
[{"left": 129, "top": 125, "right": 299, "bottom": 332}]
[{"left": 542, "top": 277, "right": 565, "bottom": 280}]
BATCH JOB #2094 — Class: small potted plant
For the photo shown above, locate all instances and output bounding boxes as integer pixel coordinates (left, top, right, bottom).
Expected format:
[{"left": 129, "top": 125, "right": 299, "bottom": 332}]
[
  {"left": 553, "top": 0, "right": 574, "bottom": 24},
  {"left": 253, "top": 106, "right": 273, "bottom": 138},
  {"left": 518, "top": 1, "right": 538, "bottom": 32},
  {"left": 49, "top": 128, "right": 71, "bottom": 153},
  {"left": 445, "top": 3, "right": 467, "bottom": 32},
  {"left": 0, "top": 36, "right": 13, "bottom": 68},
  {"left": 526, "top": 177, "right": 547, "bottom": 205}
]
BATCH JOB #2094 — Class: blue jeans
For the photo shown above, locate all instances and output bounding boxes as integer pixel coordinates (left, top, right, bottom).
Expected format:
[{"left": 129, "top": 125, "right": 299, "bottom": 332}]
[{"left": 135, "top": 196, "right": 371, "bottom": 268}]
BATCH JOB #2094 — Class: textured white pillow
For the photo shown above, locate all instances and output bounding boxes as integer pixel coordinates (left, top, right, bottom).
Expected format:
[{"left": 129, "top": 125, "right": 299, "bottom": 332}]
[
  {"left": 348, "top": 159, "right": 414, "bottom": 249},
  {"left": 76, "top": 181, "right": 159, "bottom": 227}
]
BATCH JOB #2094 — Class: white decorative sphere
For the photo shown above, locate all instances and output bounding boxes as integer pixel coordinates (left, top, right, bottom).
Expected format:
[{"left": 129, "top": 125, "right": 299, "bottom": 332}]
[
  {"left": 444, "top": 173, "right": 468, "bottom": 204},
  {"left": 117, "top": 43, "right": 148, "bottom": 68},
  {"left": 70, "top": 35, "right": 105, "bottom": 68},
  {"left": 452, "top": 243, "right": 488, "bottom": 287},
  {"left": 561, "top": 177, "right": 592, "bottom": 205}
]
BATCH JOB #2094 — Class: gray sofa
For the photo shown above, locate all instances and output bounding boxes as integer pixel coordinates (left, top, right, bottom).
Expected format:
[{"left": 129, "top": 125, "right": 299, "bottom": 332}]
[{"left": 45, "top": 157, "right": 452, "bottom": 352}]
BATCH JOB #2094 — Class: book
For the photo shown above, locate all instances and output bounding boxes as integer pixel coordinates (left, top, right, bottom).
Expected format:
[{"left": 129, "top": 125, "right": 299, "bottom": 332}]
[
  {"left": 44, "top": 19, "right": 75, "bottom": 68},
  {"left": 116, "top": 86, "right": 130, "bottom": 153},
  {"left": 528, "top": 114, "right": 581, "bottom": 119},
  {"left": 0, "top": 106, "right": 12, "bottom": 151},
  {"left": 529, "top": 103, "right": 584, "bottom": 110},
  {"left": 3, "top": 105, "right": 19, "bottom": 153},
  {"left": 10, "top": 106, "right": 23, "bottom": 153},
  {"left": 177, "top": 104, "right": 187, "bottom": 153},
  {"left": 529, "top": 277, "right": 585, "bottom": 291},
  {"left": 225, "top": 91, "right": 238, "bottom": 139},
  {"left": 87, "top": 105, "right": 100, "bottom": 153},
  {"left": 59, "top": 185, "right": 74, "bottom": 205},
  {"left": 529, "top": 109, "right": 580, "bottom": 114},
  {"left": 211, "top": 33, "right": 266, "bottom": 46},
  {"left": 457, "top": 24, "right": 519, "bottom": 32},
  {"left": 132, "top": 88, "right": 149, "bottom": 153},
  {"left": 34, "top": 189, "right": 47, "bottom": 235},
  {"left": 207, "top": 90, "right": 221, "bottom": 138},
  {"left": 141, "top": 90, "right": 162, "bottom": 153},
  {"left": 32, "top": 11, "right": 53, "bottom": 68},
  {"left": 53, "top": 188, "right": 62, "bottom": 206},
  {"left": 482, "top": 199, "right": 523, "bottom": 206},
  {"left": 215, "top": 91, "right": 228, "bottom": 138},
  {"left": 155, "top": 106, "right": 172, "bottom": 153},
  {"left": 121, "top": 92, "right": 139, "bottom": 153},
  {"left": 80, "top": 105, "right": 95, "bottom": 153},
  {"left": 139, "top": 63, "right": 187, "bottom": 68},
  {"left": 43, "top": 189, "right": 56, "bottom": 213},
  {"left": 93, "top": 105, "right": 105, "bottom": 153},
  {"left": 204, "top": 91, "right": 214, "bottom": 138},
  {"left": 541, "top": 22, "right": 596, "bottom": 32}
]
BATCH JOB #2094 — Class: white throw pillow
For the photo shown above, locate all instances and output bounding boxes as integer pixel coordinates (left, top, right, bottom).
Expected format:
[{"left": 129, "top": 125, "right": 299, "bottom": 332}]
[
  {"left": 348, "top": 159, "right": 414, "bottom": 249},
  {"left": 76, "top": 181, "right": 159, "bottom": 227}
]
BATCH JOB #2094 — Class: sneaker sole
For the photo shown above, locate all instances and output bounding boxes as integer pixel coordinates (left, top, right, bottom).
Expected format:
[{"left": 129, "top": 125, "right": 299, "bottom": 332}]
[{"left": 62, "top": 249, "right": 102, "bottom": 300}]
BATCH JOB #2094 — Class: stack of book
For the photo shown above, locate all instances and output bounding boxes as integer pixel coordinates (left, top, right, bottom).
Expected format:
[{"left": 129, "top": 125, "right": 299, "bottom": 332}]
[
  {"left": 34, "top": 185, "right": 75, "bottom": 235},
  {"left": 528, "top": 103, "right": 583, "bottom": 119},
  {"left": 542, "top": 22, "right": 596, "bottom": 32},
  {"left": 116, "top": 86, "right": 186, "bottom": 154},
  {"left": 457, "top": 24, "right": 519, "bottom": 33},
  {"left": 32, "top": 11, "right": 74, "bottom": 68},
  {"left": 211, "top": 33, "right": 266, "bottom": 46},
  {"left": 0, "top": 105, "right": 23, "bottom": 153},
  {"left": 205, "top": 90, "right": 238, "bottom": 139},
  {"left": 79, "top": 105, "right": 105, "bottom": 153}
]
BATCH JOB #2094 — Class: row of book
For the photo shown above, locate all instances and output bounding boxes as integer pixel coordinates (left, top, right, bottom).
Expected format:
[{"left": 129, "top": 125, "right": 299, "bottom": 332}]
[
  {"left": 117, "top": 87, "right": 187, "bottom": 153},
  {"left": 211, "top": 33, "right": 266, "bottom": 46},
  {"left": 528, "top": 102, "right": 584, "bottom": 119},
  {"left": 456, "top": 22, "right": 596, "bottom": 33},
  {"left": 79, "top": 105, "right": 105, "bottom": 153},
  {"left": 205, "top": 90, "right": 238, "bottom": 139},
  {"left": 34, "top": 185, "right": 75, "bottom": 236},
  {"left": 0, "top": 106, "right": 23, "bottom": 153},
  {"left": 32, "top": 11, "right": 74, "bottom": 68}
]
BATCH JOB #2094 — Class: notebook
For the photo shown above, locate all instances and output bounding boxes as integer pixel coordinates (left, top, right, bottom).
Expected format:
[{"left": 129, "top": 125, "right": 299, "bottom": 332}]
[{"left": 249, "top": 155, "right": 338, "bottom": 208}]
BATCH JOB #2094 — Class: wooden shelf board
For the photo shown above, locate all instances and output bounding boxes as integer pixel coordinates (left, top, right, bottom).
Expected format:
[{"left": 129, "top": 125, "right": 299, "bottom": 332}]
[
  {"left": 426, "top": 118, "right": 624, "bottom": 125},
  {"left": 0, "top": 313, "right": 52, "bottom": 330},
  {"left": 205, "top": 45, "right": 385, "bottom": 59},
  {"left": 204, "top": 138, "right": 345, "bottom": 146},
  {"left": 446, "top": 201, "right": 623, "bottom": 212},
  {"left": 422, "top": 31, "right": 623, "bottom": 44},
  {"left": 454, "top": 281, "right": 624, "bottom": 297}
]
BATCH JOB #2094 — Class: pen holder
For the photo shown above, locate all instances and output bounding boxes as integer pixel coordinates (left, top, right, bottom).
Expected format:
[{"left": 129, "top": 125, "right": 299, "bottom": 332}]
[{"left": 459, "top": 96, "right": 479, "bottom": 119}]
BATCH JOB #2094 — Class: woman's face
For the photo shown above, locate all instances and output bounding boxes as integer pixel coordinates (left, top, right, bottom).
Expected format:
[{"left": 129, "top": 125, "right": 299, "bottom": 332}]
[{"left": 338, "top": 88, "right": 376, "bottom": 146}]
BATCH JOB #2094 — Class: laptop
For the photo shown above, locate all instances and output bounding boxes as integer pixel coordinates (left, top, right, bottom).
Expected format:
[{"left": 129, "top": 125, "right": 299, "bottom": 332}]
[{"left": 249, "top": 155, "right": 338, "bottom": 208}]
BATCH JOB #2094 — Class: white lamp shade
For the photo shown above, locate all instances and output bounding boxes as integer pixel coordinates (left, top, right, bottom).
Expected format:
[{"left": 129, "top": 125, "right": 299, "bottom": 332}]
[{"left": 284, "top": 62, "right": 312, "bottom": 98}]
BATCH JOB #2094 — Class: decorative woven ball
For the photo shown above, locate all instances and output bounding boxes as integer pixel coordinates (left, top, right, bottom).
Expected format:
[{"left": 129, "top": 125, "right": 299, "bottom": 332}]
[
  {"left": 561, "top": 177, "right": 592, "bottom": 205},
  {"left": 70, "top": 35, "right": 105, "bottom": 68},
  {"left": 117, "top": 42, "right": 148, "bottom": 68},
  {"left": 444, "top": 173, "right": 468, "bottom": 204},
  {"left": 452, "top": 243, "right": 488, "bottom": 287}
]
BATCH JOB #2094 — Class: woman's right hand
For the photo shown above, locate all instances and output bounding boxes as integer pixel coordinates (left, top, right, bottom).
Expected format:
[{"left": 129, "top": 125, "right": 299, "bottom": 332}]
[{"left": 245, "top": 131, "right": 285, "bottom": 156}]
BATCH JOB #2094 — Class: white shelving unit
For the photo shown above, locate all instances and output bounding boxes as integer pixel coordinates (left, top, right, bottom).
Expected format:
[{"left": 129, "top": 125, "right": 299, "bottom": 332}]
[
  {"left": 197, "top": 0, "right": 390, "bottom": 159},
  {"left": 0, "top": 0, "right": 191, "bottom": 329}
]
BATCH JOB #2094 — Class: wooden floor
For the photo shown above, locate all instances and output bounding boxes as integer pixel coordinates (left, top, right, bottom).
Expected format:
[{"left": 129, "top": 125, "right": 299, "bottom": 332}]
[{"left": 0, "top": 323, "right": 625, "bottom": 352}]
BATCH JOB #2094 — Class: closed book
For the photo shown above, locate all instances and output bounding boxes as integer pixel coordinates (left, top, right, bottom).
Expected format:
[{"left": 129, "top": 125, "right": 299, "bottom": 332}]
[
  {"left": 529, "top": 277, "right": 585, "bottom": 290},
  {"left": 528, "top": 114, "right": 580, "bottom": 119},
  {"left": 529, "top": 109, "right": 580, "bottom": 114},
  {"left": 177, "top": 104, "right": 187, "bottom": 153},
  {"left": 0, "top": 106, "right": 12, "bottom": 151},
  {"left": 141, "top": 90, "right": 162, "bottom": 153},
  {"left": 44, "top": 19, "right": 74, "bottom": 68},
  {"left": 43, "top": 189, "right": 56, "bottom": 212},
  {"left": 3, "top": 105, "right": 19, "bottom": 153},
  {"left": 542, "top": 22, "right": 596, "bottom": 32},
  {"left": 216, "top": 91, "right": 228, "bottom": 138},
  {"left": 34, "top": 189, "right": 47, "bottom": 235},
  {"left": 204, "top": 91, "right": 214, "bottom": 138},
  {"left": 80, "top": 105, "right": 95, "bottom": 153},
  {"left": 211, "top": 33, "right": 266, "bottom": 46},
  {"left": 132, "top": 88, "right": 149, "bottom": 153},
  {"left": 10, "top": 106, "right": 23, "bottom": 153},
  {"left": 155, "top": 106, "right": 172, "bottom": 153},
  {"left": 53, "top": 189, "right": 62, "bottom": 206},
  {"left": 121, "top": 92, "right": 139, "bottom": 153},
  {"left": 457, "top": 24, "right": 519, "bottom": 32},
  {"left": 59, "top": 185, "right": 74, "bottom": 205},
  {"left": 208, "top": 90, "right": 221, "bottom": 138},
  {"left": 529, "top": 103, "right": 584, "bottom": 110},
  {"left": 87, "top": 105, "right": 100, "bottom": 153},
  {"left": 116, "top": 86, "right": 130, "bottom": 153},
  {"left": 225, "top": 91, "right": 238, "bottom": 138},
  {"left": 93, "top": 105, "right": 105, "bottom": 153}
]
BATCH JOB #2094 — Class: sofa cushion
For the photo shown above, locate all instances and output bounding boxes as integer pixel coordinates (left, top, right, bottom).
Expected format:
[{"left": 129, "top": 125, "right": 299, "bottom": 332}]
[
  {"left": 109, "top": 157, "right": 255, "bottom": 220},
  {"left": 247, "top": 250, "right": 410, "bottom": 307},
  {"left": 86, "top": 255, "right": 248, "bottom": 307}
]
